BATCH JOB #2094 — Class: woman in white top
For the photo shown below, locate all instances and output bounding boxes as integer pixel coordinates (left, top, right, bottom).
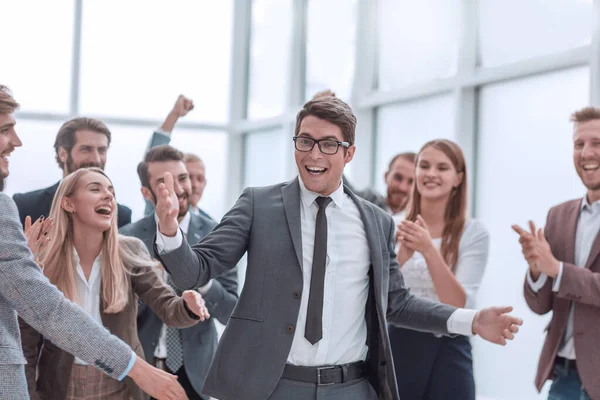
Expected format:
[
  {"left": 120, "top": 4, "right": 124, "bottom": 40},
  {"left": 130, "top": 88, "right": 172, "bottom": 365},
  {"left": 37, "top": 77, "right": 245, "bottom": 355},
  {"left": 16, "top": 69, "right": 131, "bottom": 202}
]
[{"left": 389, "top": 139, "right": 489, "bottom": 400}]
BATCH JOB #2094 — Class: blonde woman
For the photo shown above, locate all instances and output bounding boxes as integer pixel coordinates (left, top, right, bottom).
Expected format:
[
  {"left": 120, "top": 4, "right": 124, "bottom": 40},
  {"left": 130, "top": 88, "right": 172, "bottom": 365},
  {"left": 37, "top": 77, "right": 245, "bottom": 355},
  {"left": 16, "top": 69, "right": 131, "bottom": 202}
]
[{"left": 20, "top": 167, "right": 209, "bottom": 400}]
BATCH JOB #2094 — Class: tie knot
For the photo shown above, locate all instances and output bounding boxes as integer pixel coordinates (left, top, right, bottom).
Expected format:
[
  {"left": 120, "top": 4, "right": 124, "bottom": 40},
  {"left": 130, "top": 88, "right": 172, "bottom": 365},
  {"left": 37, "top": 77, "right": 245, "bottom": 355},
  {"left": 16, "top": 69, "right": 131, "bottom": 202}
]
[{"left": 315, "top": 196, "right": 332, "bottom": 209}]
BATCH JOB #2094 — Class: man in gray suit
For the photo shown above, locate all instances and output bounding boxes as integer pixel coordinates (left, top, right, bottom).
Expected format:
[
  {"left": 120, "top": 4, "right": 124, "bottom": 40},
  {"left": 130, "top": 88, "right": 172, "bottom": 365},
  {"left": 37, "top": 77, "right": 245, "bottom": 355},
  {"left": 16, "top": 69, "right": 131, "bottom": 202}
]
[
  {"left": 0, "top": 85, "right": 186, "bottom": 399},
  {"left": 120, "top": 145, "right": 238, "bottom": 399},
  {"left": 153, "top": 95, "right": 523, "bottom": 400}
]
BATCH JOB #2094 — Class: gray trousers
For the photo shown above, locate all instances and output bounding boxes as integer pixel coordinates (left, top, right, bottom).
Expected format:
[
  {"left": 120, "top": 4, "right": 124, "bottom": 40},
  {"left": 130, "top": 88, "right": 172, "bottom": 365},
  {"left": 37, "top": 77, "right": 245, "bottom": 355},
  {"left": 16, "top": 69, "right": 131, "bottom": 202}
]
[{"left": 267, "top": 377, "right": 378, "bottom": 400}]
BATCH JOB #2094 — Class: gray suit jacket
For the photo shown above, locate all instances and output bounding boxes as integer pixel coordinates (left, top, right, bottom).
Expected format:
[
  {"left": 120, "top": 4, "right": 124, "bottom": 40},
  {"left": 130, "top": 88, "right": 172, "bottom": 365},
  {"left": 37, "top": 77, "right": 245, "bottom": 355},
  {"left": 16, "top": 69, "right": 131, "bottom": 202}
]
[
  {"left": 0, "top": 193, "right": 133, "bottom": 398},
  {"left": 120, "top": 213, "right": 238, "bottom": 398},
  {"left": 155, "top": 178, "right": 456, "bottom": 400}
]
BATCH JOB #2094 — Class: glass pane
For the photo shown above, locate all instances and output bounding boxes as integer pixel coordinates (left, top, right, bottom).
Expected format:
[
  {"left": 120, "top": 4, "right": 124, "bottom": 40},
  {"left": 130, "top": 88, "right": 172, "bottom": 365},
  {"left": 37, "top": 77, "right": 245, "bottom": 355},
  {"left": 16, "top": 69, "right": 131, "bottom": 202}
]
[
  {"left": 374, "top": 94, "right": 455, "bottom": 195},
  {"left": 4, "top": 119, "right": 64, "bottom": 196},
  {"left": 479, "top": 0, "right": 592, "bottom": 67},
  {"left": 305, "top": 0, "right": 357, "bottom": 102},
  {"left": 80, "top": 0, "right": 233, "bottom": 123},
  {"left": 247, "top": 0, "right": 293, "bottom": 119},
  {"left": 377, "top": 0, "right": 461, "bottom": 90},
  {"left": 244, "top": 129, "right": 289, "bottom": 187},
  {"left": 0, "top": 1, "right": 73, "bottom": 113},
  {"left": 474, "top": 67, "right": 590, "bottom": 400},
  {"left": 169, "top": 130, "right": 229, "bottom": 221}
]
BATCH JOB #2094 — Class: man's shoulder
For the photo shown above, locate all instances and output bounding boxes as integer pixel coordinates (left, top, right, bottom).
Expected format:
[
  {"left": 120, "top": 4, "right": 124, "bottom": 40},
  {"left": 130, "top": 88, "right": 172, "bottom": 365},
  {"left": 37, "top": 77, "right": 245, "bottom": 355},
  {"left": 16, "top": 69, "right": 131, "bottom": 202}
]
[
  {"left": 0, "top": 192, "right": 17, "bottom": 212},
  {"left": 117, "top": 203, "right": 132, "bottom": 216},
  {"left": 119, "top": 215, "right": 153, "bottom": 236},
  {"left": 548, "top": 198, "right": 582, "bottom": 218},
  {"left": 12, "top": 185, "right": 54, "bottom": 204}
]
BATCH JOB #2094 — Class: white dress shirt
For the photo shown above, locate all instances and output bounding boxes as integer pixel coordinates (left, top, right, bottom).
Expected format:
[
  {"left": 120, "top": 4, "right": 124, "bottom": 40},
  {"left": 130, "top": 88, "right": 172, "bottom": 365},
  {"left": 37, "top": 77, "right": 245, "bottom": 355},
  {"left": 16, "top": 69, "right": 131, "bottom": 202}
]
[
  {"left": 73, "top": 250, "right": 103, "bottom": 365},
  {"left": 527, "top": 196, "right": 600, "bottom": 360},
  {"left": 154, "top": 211, "right": 191, "bottom": 359},
  {"left": 400, "top": 219, "right": 489, "bottom": 311},
  {"left": 156, "top": 177, "right": 477, "bottom": 366}
]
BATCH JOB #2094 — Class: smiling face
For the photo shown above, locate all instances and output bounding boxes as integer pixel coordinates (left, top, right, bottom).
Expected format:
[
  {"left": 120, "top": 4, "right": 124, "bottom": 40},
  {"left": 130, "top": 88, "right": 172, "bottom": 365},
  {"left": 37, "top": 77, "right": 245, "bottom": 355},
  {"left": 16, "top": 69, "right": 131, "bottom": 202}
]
[
  {"left": 294, "top": 115, "right": 355, "bottom": 196},
  {"left": 385, "top": 156, "right": 415, "bottom": 213},
  {"left": 61, "top": 170, "right": 117, "bottom": 233},
  {"left": 415, "top": 146, "right": 463, "bottom": 202},
  {"left": 143, "top": 160, "right": 192, "bottom": 219},
  {"left": 573, "top": 119, "right": 600, "bottom": 197},
  {"left": 0, "top": 113, "right": 22, "bottom": 191}
]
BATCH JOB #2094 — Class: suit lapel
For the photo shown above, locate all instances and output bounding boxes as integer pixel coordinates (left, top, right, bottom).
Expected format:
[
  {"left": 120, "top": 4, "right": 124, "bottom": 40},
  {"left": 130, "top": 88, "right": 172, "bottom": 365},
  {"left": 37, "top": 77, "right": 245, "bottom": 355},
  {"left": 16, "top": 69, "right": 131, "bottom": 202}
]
[
  {"left": 282, "top": 178, "right": 304, "bottom": 271},
  {"left": 186, "top": 214, "right": 205, "bottom": 245}
]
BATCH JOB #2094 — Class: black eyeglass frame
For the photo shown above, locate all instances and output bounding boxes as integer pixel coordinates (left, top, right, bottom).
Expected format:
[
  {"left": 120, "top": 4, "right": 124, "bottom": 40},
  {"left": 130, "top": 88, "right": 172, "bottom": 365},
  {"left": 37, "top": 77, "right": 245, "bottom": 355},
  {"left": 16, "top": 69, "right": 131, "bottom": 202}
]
[{"left": 292, "top": 136, "right": 350, "bottom": 155}]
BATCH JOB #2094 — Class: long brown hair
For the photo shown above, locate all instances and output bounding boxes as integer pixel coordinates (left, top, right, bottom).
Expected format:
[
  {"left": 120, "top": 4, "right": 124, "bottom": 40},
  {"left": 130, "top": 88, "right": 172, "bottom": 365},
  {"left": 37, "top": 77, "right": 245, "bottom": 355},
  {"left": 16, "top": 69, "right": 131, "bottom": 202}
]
[
  {"left": 42, "top": 168, "right": 156, "bottom": 313},
  {"left": 406, "top": 139, "right": 467, "bottom": 272}
]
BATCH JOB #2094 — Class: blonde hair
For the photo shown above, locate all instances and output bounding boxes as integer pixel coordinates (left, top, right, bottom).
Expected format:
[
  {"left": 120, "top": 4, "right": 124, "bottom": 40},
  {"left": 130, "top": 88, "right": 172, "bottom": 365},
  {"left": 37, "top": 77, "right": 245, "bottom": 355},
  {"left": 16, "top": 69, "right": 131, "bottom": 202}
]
[{"left": 42, "top": 167, "right": 157, "bottom": 313}]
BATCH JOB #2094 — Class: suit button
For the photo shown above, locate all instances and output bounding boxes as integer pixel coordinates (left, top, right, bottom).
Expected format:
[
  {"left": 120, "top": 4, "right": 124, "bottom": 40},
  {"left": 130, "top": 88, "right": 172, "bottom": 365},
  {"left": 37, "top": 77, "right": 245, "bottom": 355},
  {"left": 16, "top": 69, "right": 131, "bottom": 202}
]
[
  {"left": 287, "top": 325, "right": 295, "bottom": 334},
  {"left": 293, "top": 291, "right": 301, "bottom": 299}
]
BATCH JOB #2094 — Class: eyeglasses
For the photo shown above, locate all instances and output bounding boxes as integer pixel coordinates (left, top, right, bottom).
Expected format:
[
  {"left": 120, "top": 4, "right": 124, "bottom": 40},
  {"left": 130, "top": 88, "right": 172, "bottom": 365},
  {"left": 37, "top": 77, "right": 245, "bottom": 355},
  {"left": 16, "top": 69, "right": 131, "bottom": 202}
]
[{"left": 293, "top": 136, "right": 349, "bottom": 155}]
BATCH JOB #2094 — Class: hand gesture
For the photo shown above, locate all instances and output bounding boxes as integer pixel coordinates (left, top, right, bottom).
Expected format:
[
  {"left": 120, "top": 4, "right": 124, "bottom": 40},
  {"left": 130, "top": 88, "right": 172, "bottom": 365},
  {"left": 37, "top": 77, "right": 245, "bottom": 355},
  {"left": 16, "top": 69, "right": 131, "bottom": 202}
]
[
  {"left": 395, "top": 224, "right": 415, "bottom": 266},
  {"left": 155, "top": 172, "right": 179, "bottom": 237},
  {"left": 128, "top": 356, "right": 188, "bottom": 400},
  {"left": 24, "top": 216, "right": 53, "bottom": 268},
  {"left": 172, "top": 95, "right": 194, "bottom": 117},
  {"left": 512, "top": 221, "right": 560, "bottom": 278},
  {"left": 398, "top": 215, "right": 434, "bottom": 255},
  {"left": 472, "top": 306, "right": 523, "bottom": 346},
  {"left": 182, "top": 290, "right": 210, "bottom": 321}
]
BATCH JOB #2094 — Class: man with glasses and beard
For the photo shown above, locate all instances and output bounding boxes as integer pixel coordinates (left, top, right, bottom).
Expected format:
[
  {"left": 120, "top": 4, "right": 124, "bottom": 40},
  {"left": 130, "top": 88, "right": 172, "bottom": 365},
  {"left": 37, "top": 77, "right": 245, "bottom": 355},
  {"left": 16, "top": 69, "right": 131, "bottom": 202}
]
[{"left": 12, "top": 117, "right": 132, "bottom": 227}]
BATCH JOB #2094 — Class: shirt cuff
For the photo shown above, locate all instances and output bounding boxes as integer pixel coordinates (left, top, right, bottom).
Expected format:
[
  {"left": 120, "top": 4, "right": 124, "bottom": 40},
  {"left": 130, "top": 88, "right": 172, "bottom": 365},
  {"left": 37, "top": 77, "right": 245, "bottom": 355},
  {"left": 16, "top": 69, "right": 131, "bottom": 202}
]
[
  {"left": 117, "top": 351, "right": 137, "bottom": 381},
  {"left": 526, "top": 270, "right": 548, "bottom": 293},
  {"left": 155, "top": 129, "right": 171, "bottom": 136},
  {"left": 156, "top": 226, "right": 183, "bottom": 254},
  {"left": 198, "top": 279, "right": 213, "bottom": 295},
  {"left": 552, "top": 262, "right": 564, "bottom": 292},
  {"left": 447, "top": 309, "right": 478, "bottom": 336}
]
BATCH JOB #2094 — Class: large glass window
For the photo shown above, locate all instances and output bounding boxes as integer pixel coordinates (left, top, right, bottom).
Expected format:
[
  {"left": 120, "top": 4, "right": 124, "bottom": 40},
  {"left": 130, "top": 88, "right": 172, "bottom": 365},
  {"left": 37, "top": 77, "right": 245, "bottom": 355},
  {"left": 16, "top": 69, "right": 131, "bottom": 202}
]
[
  {"left": 0, "top": 1, "right": 73, "bottom": 113},
  {"left": 305, "top": 0, "right": 357, "bottom": 102},
  {"left": 80, "top": 0, "right": 233, "bottom": 123},
  {"left": 374, "top": 94, "right": 455, "bottom": 194},
  {"left": 244, "top": 128, "right": 289, "bottom": 187},
  {"left": 479, "top": 0, "right": 592, "bottom": 67},
  {"left": 473, "top": 67, "right": 590, "bottom": 400},
  {"left": 4, "top": 120, "right": 64, "bottom": 196},
  {"left": 377, "top": 0, "right": 462, "bottom": 90},
  {"left": 247, "top": 0, "right": 293, "bottom": 119}
]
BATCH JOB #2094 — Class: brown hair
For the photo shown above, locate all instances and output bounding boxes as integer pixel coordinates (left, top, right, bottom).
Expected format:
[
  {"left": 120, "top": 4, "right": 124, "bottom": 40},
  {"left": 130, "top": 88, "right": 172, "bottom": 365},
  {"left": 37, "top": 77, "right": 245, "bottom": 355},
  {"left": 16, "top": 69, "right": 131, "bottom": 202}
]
[
  {"left": 54, "top": 118, "right": 112, "bottom": 170},
  {"left": 137, "top": 145, "right": 185, "bottom": 188},
  {"left": 388, "top": 152, "right": 417, "bottom": 171},
  {"left": 406, "top": 139, "right": 467, "bottom": 272},
  {"left": 570, "top": 106, "right": 600, "bottom": 124},
  {"left": 0, "top": 85, "right": 20, "bottom": 114},
  {"left": 295, "top": 96, "right": 356, "bottom": 145}
]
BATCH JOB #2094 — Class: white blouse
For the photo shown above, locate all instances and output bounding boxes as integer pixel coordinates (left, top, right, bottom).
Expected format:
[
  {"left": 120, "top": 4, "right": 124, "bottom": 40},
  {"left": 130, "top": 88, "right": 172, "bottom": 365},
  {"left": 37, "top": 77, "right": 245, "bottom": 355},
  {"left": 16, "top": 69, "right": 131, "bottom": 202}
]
[{"left": 400, "top": 219, "right": 489, "bottom": 310}]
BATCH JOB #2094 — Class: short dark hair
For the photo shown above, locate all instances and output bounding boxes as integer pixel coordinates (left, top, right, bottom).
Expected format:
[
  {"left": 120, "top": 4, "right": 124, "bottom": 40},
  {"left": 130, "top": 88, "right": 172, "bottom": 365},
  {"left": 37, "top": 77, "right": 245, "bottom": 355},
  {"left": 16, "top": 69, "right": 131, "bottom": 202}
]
[
  {"left": 137, "top": 145, "right": 185, "bottom": 188},
  {"left": 388, "top": 152, "right": 417, "bottom": 171},
  {"left": 0, "top": 85, "right": 20, "bottom": 115},
  {"left": 295, "top": 96, "right": 356, "bottom": 145},
  {"left": 54, "top": 118, "right": 111, "bottom": 170}
]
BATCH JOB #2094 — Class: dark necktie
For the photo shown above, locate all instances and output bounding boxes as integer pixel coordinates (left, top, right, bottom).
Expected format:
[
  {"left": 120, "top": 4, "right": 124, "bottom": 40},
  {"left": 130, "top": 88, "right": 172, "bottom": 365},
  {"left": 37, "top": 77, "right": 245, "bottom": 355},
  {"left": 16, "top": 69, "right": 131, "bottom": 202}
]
[{"left": 305, "top": 196, "right": 332, "bottom": 345}]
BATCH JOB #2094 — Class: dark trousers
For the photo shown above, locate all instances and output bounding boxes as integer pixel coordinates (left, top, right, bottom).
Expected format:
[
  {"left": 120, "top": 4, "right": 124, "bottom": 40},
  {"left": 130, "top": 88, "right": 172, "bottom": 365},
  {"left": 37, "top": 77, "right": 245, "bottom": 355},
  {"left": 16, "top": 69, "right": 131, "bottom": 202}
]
[
  {"left": 389, "top": 326, "right": 475, "bottom": 400},
  {"left": 152, "top": 358, "right": 206, "bottom": 400},
  {"left": 267, "top": 377, "right": 378, "bottom": 400}
]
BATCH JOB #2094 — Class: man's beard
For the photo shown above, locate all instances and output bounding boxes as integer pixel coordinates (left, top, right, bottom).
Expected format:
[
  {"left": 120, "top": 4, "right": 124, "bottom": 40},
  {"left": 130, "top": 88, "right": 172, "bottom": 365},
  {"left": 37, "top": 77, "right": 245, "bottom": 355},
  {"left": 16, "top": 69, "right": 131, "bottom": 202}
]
[
  {"left": 0, "top": 176, "right": 5, "bottom": 192},
  {"left": 66, "top": 153, "right": 104, "bottom": 174},
  {"left": 387, "top": 189, "right": 409, "bottom": 211}
]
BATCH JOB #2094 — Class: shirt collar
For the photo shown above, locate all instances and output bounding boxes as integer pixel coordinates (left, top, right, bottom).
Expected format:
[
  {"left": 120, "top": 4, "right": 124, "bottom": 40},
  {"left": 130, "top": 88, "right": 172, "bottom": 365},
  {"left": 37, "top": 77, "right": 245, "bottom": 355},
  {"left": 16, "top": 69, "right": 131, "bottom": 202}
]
[
  {"left": 154, "top": 210, "right": 192, "bottom": 235},
  {"left": 298, "top": 175, "right": 345, "bottom": 209}
]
